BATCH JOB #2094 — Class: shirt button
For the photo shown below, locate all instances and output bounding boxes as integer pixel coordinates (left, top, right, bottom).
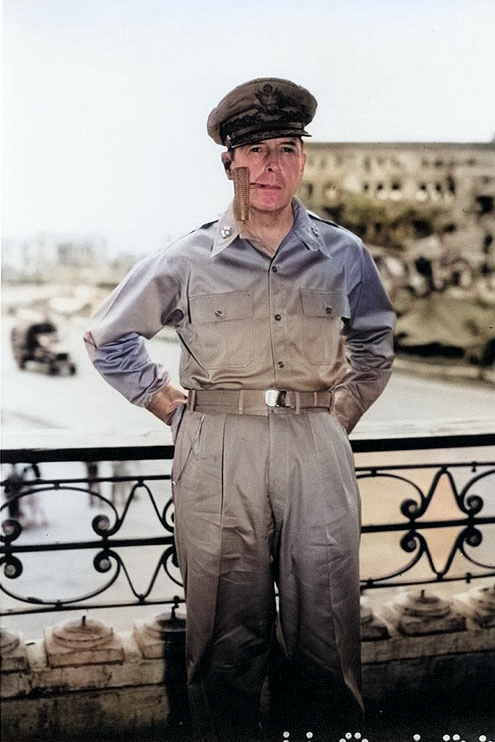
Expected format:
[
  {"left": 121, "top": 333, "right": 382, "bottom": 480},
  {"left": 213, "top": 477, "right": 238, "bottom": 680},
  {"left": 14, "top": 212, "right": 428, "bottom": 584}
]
[
  {"left": 274, "top": 314, "right": 281, "bottom": 321},
  {"left": 326, "top": 306, "right": 332, "bottom": 315},
  {"left": 215, "top": 309, "right": 224, "bottom": 317},
  {"left": 277, "top": 361, "right": 285, "bottom": 368},
  {"left": 271, "top": 266, "right": 278, "bottom": 273}
]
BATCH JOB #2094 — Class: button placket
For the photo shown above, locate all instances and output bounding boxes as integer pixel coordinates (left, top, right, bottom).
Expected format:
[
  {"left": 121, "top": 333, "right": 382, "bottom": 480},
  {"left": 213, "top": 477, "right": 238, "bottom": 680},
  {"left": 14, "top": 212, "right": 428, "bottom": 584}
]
[{"left": 269, "top": 258, "right": 288, "bottom": 380}]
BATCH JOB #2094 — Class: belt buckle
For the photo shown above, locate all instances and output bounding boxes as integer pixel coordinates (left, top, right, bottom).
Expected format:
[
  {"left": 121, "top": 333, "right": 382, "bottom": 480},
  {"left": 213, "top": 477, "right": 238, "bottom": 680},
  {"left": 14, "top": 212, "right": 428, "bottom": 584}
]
[{"left": 265, "top": 389, "right": 287, "bottom": 408}]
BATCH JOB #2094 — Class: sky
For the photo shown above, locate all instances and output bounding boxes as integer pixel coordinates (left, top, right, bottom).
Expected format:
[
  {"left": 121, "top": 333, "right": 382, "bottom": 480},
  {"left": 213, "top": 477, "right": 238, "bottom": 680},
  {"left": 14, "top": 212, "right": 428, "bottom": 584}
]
[{"left": 2, "top": 0, "right": 495, "bottom": 258}]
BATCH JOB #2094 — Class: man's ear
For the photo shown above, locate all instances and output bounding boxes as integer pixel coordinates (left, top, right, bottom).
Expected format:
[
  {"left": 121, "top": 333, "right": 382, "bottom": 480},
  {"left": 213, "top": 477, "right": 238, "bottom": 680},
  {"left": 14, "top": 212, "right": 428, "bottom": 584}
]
[{"left": 221, "top": 151, "right": 233, "bottom": 179}]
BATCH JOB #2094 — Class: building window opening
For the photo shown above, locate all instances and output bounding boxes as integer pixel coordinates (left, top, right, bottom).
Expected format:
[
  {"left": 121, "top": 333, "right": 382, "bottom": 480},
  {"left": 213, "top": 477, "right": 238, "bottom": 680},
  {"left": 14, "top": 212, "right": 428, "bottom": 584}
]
[
  {"left": 432, "top": 182, "right": 443, "bottom": 201},
  {"left": 416, "top": 183, "right": 428, "bottom": 201},
  {"left": 476, "top": 195, "right": 494, "bottom": 215},
  {"left": 442, "top": 222, "right": 457, "bottom": 234},
  {"left": 373, "top": 222, "right": 384, "bottom": 240},
  {"left": 412, "top": 219, "right": 434, "bottom": 239},
  {"left": 390, "top": 182, "right": 402, "bottom": 201},
  {"left": 482, "top": 231, "right": 493, "bottom": 254},
  {"left": 376, "top": 182, "right": 387, "bottom": 199},
  {"left": 446, "top": 175, "right": 456, "bottom": 196},
  {"left": 301, "top": 182, "right": 313, "bottom": 199}
]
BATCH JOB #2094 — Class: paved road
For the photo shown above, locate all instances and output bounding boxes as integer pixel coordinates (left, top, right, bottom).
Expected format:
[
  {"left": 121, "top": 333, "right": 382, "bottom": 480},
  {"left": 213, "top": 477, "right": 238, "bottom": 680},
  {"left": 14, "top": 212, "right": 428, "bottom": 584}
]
[{"left": 2, "top": 313, "right": 494, "bottom": 435}]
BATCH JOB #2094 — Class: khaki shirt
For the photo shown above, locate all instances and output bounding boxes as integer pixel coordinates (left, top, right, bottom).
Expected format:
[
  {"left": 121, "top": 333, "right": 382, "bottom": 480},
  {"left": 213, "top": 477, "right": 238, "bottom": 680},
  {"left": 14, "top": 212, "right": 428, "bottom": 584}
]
[{"left": 85, "top": 200, "right": 395, "bottom": 432}]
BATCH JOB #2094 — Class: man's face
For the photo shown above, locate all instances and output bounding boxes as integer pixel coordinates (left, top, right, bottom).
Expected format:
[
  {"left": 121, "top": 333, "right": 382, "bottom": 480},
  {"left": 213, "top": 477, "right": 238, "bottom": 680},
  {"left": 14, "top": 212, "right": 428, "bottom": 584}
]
[{"left": 230, "top": 137, "right": 306, "bottom": 215}]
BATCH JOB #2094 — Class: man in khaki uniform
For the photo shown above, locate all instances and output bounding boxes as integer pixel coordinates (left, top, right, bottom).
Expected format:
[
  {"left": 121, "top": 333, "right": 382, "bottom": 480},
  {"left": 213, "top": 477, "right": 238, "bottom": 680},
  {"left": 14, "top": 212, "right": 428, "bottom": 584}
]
[{"left": 85, "top": 77, "right": 395, "bottom": 741}]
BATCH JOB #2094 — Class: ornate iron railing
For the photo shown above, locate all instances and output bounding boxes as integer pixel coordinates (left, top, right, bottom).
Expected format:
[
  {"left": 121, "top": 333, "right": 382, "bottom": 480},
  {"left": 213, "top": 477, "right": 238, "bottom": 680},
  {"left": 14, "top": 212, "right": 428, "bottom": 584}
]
[
  {"left": 1, "top": 431, "right": 494, "bottom": 618},
  {"left": 358, "top": 460, "right": 494, "bottom": 589}
]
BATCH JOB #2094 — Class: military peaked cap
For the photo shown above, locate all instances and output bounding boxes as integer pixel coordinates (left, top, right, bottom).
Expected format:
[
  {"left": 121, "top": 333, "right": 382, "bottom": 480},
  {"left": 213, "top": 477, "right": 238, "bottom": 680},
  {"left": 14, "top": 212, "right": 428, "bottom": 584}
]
[{"left": 207, "top": 77, "right": 317, "bottom": 149}]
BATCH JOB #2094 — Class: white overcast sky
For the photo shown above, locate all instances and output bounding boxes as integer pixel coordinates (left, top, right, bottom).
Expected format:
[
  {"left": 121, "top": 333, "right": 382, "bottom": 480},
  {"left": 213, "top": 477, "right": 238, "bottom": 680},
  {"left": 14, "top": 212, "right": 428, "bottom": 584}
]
[{"left": 2, "top": 0, "right": 495, "bottom": 257}]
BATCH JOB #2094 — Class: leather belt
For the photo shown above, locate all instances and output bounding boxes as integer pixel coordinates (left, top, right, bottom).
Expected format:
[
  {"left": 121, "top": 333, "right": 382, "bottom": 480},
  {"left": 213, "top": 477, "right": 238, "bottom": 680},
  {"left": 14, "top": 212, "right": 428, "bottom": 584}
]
[{"left": 186, "top": 389, "right": 332, "bottom": 415}]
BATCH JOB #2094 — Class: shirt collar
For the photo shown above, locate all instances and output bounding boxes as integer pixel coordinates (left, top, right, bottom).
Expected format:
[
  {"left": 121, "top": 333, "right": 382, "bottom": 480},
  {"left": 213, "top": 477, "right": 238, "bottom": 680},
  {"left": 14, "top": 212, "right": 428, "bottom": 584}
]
[
  {"left": 211, "top": 198, "right": 324, "bottom": 256},
  {"left": 211, "top": 204, "right": 240, "bottom": 255},
  {"left": 290, "top": 199, "right": 325, "bottom": 251}
]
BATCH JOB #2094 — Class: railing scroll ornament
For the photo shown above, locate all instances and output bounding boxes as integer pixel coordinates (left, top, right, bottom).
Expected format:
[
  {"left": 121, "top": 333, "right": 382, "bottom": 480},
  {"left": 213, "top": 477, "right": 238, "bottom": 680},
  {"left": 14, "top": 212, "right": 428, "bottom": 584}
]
[{"left": 1, "top": 430, "right": 494, "bottom": 618}]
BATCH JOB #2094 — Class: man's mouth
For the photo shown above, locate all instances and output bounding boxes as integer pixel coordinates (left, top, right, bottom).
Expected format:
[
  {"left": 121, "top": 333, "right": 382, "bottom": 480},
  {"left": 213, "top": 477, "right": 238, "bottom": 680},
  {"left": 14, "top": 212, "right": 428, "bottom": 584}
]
[{"left": 251, "top": 183, "right": 282, "bottom": 190}]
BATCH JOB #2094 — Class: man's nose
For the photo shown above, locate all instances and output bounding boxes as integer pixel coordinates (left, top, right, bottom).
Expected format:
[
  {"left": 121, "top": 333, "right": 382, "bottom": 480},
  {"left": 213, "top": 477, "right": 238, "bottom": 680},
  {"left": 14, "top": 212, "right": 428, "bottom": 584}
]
[{"left": 265, "top": 151, "right": 281, "bottom": 171}]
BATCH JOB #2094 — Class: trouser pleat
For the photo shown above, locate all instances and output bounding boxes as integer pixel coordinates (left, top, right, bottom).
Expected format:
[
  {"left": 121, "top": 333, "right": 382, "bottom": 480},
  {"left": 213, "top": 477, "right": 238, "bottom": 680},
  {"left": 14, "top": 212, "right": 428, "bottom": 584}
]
[{"left": 172, "top": 409, "right": 363, "bottom": 741}]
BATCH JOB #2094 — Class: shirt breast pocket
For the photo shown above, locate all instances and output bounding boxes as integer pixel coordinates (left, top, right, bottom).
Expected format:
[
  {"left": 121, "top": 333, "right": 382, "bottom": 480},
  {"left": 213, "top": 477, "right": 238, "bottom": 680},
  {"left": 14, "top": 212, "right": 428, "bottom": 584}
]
[
  {"left": 300, "top": 289, "right": 350, "bottom": 364},
  {"left": 189, "top": 291, "right": 254, "bottom": 369}
]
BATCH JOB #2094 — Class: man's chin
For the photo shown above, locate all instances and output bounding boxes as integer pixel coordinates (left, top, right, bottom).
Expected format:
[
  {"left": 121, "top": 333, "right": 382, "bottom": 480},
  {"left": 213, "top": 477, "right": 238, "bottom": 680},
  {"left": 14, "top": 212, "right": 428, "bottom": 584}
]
[{"left": 250, "top": 196, "right": 289, "bottom": 213}]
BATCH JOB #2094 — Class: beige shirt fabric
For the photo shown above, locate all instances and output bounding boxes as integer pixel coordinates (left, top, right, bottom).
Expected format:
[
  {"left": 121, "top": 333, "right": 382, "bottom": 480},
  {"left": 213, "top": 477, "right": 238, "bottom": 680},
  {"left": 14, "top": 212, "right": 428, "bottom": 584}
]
[{"left": 85, "top": 199, "right": 395, "bottom": 432}]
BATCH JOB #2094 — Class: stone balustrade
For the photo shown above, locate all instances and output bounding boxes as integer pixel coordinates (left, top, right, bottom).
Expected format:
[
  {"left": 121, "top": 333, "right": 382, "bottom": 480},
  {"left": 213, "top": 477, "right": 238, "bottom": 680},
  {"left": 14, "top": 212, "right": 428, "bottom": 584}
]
[{"left": 2, "top": 585, "right": 494, "bottom": 741}]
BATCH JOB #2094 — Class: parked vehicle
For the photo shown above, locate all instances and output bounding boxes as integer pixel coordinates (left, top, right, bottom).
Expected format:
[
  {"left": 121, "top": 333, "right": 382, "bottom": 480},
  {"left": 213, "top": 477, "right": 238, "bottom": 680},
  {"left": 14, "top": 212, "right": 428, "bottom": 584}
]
[{"left": 10, "top": 318, "right": 77, "bottom": 375}]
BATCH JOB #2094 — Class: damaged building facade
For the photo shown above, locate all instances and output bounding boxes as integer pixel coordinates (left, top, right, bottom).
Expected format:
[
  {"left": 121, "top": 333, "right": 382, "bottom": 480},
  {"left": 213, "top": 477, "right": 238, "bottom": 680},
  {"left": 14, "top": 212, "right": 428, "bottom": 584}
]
[
  {"left": 298, "top": 140, "right": 495, "bottom": 370},
  {"left": 299, "top": 139, "right": 495, "bottom": 244}
]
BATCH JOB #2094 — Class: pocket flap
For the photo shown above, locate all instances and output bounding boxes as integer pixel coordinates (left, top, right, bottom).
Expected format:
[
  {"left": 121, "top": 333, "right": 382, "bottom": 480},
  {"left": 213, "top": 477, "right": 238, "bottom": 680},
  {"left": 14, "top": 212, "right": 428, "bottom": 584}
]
[
  {"left": 300, "top": 289, "right": 350, "bottom": 319},
  {"left": 189, "top": 292, "right": 253, "bottom": 322}
]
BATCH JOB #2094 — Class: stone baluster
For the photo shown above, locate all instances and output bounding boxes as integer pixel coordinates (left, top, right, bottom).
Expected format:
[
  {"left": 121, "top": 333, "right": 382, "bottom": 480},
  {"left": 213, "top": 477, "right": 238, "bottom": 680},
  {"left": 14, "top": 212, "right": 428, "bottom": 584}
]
[
  {"left": 388, "top": 588, "right": 466, "bottom": 635},
  {"left": 44, "top": 615, "right": 124, "bottom": 667}
]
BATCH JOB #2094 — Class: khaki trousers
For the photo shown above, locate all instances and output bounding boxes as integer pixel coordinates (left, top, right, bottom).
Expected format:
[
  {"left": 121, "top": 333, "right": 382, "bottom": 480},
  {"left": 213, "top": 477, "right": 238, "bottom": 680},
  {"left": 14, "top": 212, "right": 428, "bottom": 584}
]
[{"left": 172, "top": 407, "right": 362, "bottom": 741}]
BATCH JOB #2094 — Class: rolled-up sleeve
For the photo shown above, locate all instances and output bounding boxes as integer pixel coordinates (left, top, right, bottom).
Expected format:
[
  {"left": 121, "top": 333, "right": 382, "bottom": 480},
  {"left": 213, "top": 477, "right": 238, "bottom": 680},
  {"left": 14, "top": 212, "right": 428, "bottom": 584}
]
[
  {"left": 332, "top": 243, "right": 395, "bottom": 433},
  {"left": 84, "top": 251, "right": 181, "bottom": 407}
]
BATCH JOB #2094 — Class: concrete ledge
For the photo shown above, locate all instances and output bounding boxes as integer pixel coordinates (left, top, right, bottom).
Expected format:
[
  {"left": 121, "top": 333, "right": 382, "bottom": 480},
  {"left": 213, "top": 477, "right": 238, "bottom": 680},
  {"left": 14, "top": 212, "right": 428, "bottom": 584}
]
[
  {"left": 1, "top": 586, "right": 494, "bottom": 741},
  {"left": 362, "top": 624, "right": 495, "bottom": 664},
  {"left": 1, "top": 684, "right": 170, "bottom": 742}
]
